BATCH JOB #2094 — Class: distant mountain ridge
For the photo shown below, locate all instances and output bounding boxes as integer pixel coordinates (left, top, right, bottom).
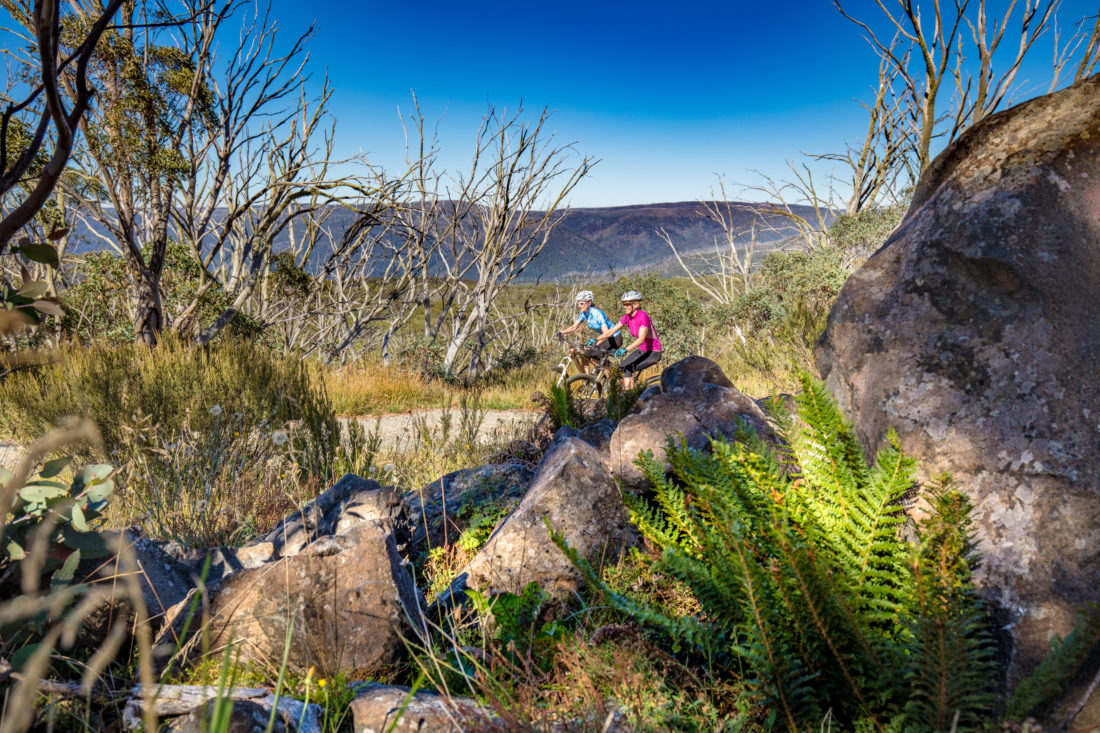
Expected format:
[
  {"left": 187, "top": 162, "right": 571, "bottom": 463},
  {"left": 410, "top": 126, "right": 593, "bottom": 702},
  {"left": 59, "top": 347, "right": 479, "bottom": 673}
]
[
  {"left": 520, "top": 200, "right": 815, "bottom": 281},
  {"left": 70, "top": 200, "right": 826, "bottom": 283}
]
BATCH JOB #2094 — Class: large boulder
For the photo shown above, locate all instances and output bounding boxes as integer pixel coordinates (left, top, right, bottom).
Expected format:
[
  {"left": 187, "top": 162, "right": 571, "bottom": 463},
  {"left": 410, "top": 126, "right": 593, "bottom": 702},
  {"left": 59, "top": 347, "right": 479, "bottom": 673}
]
[
  {"left": 406, "top": 464, "right": 533, "bottom": 556},
  {"left": 154, "top": 475, "right": 410, "bottom": 584},
  {"left": 464, "top": 436, "right": 637, "bottom": 595},
  {"left": 816, "top": 74, "right": 1100, "bottom": 681},
  {"left": 155, "top": 522, "right": 421, "bottom": 678},
  {"left": 608, "top": 356, "right": 775, "bottom": 491},
  {"left": 253, "top": 473, "right": 410, "bottom": 559}
]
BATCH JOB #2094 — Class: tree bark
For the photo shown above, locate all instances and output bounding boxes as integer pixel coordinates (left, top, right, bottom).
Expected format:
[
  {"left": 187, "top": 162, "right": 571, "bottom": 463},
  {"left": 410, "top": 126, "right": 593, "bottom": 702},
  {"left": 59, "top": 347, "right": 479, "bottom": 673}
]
[{"left": 133, "top": 267, "right": 163, "bottom": 346}]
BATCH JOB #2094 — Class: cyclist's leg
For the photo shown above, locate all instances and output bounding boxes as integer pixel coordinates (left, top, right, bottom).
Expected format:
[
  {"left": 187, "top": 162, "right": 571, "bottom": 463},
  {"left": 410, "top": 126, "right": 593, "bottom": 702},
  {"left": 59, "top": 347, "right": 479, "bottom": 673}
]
[
  {"left": 620, "top": 350, "right": 661, "bottom": 389},
  {"left": 619, "top": 350, "right": 645, "bottom": 389}
]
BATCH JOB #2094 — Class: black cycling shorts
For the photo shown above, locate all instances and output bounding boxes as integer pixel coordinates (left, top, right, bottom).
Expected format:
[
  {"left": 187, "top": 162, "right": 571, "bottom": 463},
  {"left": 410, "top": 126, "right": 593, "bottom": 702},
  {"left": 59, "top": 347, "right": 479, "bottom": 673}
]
[
  {"left": 620, "top": 349, "right": 661, "bottom": 377},
  {"left": 582, "top": 333, "right": 621, "bottom": 358}
]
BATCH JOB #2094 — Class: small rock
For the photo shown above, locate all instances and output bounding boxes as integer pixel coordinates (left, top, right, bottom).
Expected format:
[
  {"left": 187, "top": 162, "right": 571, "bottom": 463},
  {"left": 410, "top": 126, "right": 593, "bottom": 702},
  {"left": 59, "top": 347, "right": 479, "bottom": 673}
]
[{"left": 349, "top": 682, "right": 495, "bottom": 732}]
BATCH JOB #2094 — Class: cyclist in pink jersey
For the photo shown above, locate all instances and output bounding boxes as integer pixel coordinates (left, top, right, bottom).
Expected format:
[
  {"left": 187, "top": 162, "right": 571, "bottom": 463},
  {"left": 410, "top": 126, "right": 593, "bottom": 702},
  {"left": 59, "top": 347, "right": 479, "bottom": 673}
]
[{"left": 595, "top": 290, "right": 662, "bottom": 388}]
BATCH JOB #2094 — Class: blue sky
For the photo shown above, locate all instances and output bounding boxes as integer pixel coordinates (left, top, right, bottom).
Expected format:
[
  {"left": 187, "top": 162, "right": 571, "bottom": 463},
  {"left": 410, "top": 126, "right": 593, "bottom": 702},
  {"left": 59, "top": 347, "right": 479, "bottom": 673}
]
[{"left": 238, "top": 1, "right": 1098, "bottom": 206}]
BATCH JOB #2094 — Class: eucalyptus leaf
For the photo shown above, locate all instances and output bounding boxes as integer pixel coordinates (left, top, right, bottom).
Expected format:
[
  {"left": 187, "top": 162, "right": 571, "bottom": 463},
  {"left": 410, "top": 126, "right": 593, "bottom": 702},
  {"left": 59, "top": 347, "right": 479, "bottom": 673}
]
[
  {"left": 31, "top": 299, "right": 64, "bottom": 317},
  {"left": 22, "top": 479, "right": 68, "bottom": 489},
  {"left": 51, "top": 549, "right": 81, "bottom": 590},
  {"left": 10, "top": 644, "right": 41, "bottom": 673},
  {"left": 5, "top": 539, "right": 25, "bottom": 560},
  {"left": 19, "top": 242, "right": 60, "bottom": 267},
  {"left": 18, "top": 483, "right": 68, "bottom": 503},
  {"left": 16, "top": 281, "right": 49, "bottom": 298},
  {"left": 60, "top": 526, "right": 109, "bottom": 558},
  {"left": 70, "top": 503, "right": 88, "bottom": 531},
  {"left": 40, "top": 456, "right": 72, "bottom": 479}
]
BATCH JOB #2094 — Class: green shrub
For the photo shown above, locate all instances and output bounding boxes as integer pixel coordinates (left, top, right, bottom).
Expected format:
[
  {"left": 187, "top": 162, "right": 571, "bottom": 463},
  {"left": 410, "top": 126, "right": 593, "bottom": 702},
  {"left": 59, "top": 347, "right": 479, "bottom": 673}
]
[
  {"left": 557, "top": 375, "right": 997, "bottom": 730},
  {"left": 60, "top": 241, "right": 266, "bottom": 346},
  {"left": 828, "top": 203, "right": 906, "bottom": 261}
]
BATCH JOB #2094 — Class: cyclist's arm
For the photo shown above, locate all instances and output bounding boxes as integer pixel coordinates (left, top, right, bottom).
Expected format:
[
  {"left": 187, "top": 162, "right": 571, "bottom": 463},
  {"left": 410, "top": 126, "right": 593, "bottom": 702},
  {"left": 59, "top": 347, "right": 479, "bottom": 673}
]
[
  {"left": 559, "top": 320, "right": 582, "bottom": 336},
  {"left": 623, "top": 326, "right": 648, "bottom": 353},
  {"left": 595, "top": 323, "right": 624, "bottom": 343}
]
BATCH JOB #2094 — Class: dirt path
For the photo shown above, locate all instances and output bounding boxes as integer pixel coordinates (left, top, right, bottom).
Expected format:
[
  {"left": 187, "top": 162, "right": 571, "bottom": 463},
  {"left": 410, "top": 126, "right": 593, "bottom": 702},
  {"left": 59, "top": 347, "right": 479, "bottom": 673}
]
[
  {"left": 345, "top": 408, "right": 541, "bottom": 453},
  {"left": 0, "top": 409, "right": 542, "bottom": 470}
]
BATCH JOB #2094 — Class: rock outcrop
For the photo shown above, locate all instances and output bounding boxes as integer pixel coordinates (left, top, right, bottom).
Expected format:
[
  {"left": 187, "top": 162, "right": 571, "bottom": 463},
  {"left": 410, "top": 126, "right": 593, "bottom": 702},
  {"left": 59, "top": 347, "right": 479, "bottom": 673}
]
[
  {"left": 816, "top": 74, "right": 1100, "bottom": 680},
  {"left": 253, "top": 473, "right": 410, "bottom": 559},
  {"left": 406, "top": 464, "right": 533, "bottom": 556},
  {"left": 464, "top": 436, "right": 636, "bottom": 595},
  {"left": 156, "top": 522, "right": 421, "bottom": 678},
  {"left": 608, "top": 355, "right": 776, "bottom": 490}
]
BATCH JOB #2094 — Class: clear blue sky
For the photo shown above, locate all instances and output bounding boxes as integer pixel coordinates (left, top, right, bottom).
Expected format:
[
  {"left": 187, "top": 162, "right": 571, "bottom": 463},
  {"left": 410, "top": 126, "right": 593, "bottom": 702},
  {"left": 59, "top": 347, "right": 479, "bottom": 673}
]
[{"left": 267, "top": 0, "right": 1096, "bottom": 206}]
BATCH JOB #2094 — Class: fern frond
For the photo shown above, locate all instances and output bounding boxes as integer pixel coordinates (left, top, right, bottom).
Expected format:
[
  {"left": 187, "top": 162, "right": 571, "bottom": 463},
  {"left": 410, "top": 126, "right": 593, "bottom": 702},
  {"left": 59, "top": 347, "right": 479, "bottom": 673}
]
[
  {"left": 1007, "top": 601, "right": 1100, "bottom": 722},
  {"left": 905, "top": 479, "right": 998, "bottom": 730}
]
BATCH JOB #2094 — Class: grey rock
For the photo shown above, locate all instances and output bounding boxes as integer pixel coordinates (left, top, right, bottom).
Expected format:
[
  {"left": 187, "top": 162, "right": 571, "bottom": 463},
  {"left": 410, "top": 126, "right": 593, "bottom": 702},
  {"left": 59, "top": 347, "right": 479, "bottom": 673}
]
[
  {"left": 465, "top": 437, "right": 637, "bottom": 595},
  {"left": 577, "top": 418, "right": 618, "bottom": 452},
  {"left": 76, "top": 529, "right": 195, "bottom": 643},
  {"left": 123, "top": 684, "right": 321, "bottom": 732},
  {"left": 164, "top": 699, "right": 313, "bottom": 733},
  {"left": 350, "top": 682, "right": 494, "bottom": 732},
  {"left": 407, "top": 464, "right": 533, "bottom": 555},
  {"left": 609, "top": 356, "right": 775, "bottom": 491},
  {"left": 815, "top": 73, "right": 1100, "bottom": 682},
  {"left": 659, "top": 354, "right": 734, "bottom": 392},
  {"left": 252, "top": 473, "right": 410, "bottom": 559},
  {"left": 155, "top": 521, "right": 422, "bottom": 678}
]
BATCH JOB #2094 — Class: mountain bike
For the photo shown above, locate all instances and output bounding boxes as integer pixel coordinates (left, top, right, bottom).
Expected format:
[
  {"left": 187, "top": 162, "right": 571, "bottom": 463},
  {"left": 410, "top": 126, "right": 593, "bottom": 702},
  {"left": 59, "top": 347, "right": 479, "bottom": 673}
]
[{"left": 554, "top": 333, "right": 614, "bottom": 399}]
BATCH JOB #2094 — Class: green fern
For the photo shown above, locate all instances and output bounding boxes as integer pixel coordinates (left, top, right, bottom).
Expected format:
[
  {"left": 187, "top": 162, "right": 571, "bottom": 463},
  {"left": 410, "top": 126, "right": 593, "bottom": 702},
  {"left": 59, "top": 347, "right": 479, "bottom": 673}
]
[
  {"left": 1007, "top": 601, "right": 1100, "bottom": 721},
  {"left": 557, "top": 374, "right": 999, "bottom": 730},
  {"left": 904, "top": 477, "right": 997, "bottom": 730}
]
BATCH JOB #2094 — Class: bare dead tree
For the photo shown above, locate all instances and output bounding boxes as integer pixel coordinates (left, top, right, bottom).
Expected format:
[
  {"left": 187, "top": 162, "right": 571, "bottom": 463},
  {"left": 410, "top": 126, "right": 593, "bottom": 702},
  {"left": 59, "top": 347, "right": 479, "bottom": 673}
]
[
  {"left": 746, "top": 165, "right": 837, "bottom": 252},
  {"left": 814, "top": 41, "right": 917, "bottom": 214},
  {"left": 659, "top": 176, "right": 762, "bottom": 304},
  {"left": 833, "top": 0, "right": 1084, "bottom": 176},
  {"left": 435, "top": 104, "right": 595, "bottom": 379}
]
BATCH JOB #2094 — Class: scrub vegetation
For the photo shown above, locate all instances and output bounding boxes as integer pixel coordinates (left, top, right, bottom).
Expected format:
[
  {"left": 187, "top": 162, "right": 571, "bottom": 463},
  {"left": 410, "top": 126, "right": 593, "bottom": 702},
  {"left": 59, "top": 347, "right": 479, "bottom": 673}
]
[{"left": 1, "top": 0, "right": 1098, "bottom": 729}]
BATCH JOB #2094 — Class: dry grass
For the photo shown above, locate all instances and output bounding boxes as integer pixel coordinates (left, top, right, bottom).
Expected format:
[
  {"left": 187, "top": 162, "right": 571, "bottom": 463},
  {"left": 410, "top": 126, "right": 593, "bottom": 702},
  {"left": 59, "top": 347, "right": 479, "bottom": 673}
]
[
  {"left": 319, "top": 356, "right": 550, "bottom": 416},
  {"left": 320, "top": 360, "right": 439, "bottom": 415}
]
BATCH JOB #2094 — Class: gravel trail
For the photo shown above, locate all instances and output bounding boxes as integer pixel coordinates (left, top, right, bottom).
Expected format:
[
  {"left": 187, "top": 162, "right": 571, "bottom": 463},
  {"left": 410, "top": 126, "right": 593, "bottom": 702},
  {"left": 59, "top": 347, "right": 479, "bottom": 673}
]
[
  {"left": 345, "top": 408, "right": 540, "bottom": 452},
  {"left": 0, "top": 409, "right": 542, "bottom": 470}
]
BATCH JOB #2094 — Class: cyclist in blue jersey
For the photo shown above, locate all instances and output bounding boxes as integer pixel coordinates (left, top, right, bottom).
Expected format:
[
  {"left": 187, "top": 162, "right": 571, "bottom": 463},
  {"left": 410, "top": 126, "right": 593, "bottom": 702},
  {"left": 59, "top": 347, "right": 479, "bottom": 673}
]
[{"left": 556, "top": 290, "right": 622, "bottom": 373}]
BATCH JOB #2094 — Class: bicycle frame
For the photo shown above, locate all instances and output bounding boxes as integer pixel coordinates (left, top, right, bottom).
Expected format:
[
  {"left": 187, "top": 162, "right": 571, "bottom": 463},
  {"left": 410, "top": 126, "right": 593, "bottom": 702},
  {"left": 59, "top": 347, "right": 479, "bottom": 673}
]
[{"left": 555, "top": 352, "right": 575, "bottom": 387}]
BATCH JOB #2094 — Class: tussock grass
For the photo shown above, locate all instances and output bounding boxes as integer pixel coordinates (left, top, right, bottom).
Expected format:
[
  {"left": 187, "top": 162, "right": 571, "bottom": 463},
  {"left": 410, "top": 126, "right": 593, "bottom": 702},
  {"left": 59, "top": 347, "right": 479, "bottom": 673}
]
[
  {"left": 320, "top": 360, "right": 438, "bottom": 415},
  {"left": 319, "top": 354, "right": 552, "bottom": 415},
  {"left": 0, "top": 336, "right": 332, "bottom": 456}
]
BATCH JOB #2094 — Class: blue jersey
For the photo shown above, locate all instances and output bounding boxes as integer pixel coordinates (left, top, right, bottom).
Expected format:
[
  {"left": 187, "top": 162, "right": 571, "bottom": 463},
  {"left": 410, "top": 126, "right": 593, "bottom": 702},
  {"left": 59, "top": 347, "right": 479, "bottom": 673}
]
[{"left": 575, "top": 306, "right": 615, "bottom": 333}]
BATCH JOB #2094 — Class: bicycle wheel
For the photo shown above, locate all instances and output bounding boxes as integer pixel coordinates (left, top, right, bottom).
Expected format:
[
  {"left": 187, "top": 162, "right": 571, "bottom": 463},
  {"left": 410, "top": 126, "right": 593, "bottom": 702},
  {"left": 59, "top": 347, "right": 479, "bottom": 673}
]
[{"left": 565, "top": 373, "right": 604, "bottom": 400}]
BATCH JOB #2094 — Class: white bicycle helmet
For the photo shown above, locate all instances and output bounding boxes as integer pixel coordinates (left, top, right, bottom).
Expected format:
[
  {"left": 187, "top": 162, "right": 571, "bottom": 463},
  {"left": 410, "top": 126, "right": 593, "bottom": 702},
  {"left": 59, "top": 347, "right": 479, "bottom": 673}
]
[
  {"left": 620, "top": 290, "right": 643, "bottom": 302},
  {"left": 575, "top": 290, "right": 595, "bottom": 302}
]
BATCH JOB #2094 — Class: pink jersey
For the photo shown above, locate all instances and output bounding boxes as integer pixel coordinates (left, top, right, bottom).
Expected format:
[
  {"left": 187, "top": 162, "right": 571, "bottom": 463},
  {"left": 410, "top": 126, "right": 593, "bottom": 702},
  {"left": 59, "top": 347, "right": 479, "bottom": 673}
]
[{"left": 620, "top": 310, "right": 662, "bottom": 351}]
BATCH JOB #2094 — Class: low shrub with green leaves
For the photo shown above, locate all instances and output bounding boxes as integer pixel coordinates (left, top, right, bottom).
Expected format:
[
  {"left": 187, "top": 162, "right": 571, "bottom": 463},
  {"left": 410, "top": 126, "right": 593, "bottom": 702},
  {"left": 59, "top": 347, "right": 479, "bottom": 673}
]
[
  {"left": 58, "top": 242, "right": 266, "bottom": 346},
  {"left": 558, "top": 375, "right": 998, "bottom": 731}
]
